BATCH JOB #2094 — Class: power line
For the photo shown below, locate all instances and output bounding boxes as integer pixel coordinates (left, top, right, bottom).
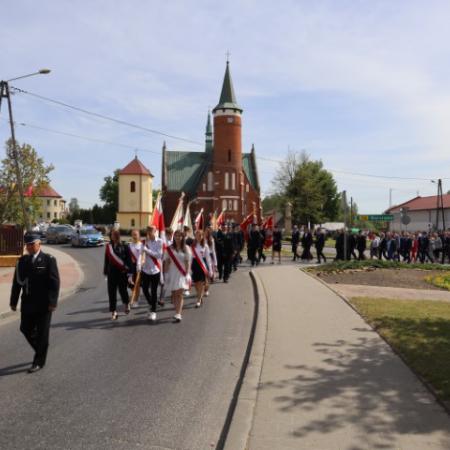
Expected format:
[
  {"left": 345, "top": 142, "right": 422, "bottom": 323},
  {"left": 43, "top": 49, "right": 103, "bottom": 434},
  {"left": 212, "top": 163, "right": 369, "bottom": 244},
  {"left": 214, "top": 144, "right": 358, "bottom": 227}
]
[{"left": 11, "top": 86, "right": 203, "bottom": 146}]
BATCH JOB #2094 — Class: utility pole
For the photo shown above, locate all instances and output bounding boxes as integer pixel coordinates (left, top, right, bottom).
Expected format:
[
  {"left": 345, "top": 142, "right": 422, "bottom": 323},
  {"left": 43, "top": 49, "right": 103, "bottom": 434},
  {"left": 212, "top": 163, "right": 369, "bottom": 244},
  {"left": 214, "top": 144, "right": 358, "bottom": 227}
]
[
  {"left": 435, "top": 179, "right": 445, "bottom": 231},
  {"left": 0, "top": 81, "right": 30, "bottom": 230},
  {"left": 0, "top": 69, "right": 50, "bottom": 231}
]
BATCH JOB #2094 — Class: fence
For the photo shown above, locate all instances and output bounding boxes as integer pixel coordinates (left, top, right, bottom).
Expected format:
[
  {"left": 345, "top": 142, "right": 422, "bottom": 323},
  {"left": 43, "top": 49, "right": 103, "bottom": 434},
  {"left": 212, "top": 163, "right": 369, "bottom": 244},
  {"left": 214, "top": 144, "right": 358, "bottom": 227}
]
[{"left": 0, "top": 225, "right": 24, "bottom": 255}]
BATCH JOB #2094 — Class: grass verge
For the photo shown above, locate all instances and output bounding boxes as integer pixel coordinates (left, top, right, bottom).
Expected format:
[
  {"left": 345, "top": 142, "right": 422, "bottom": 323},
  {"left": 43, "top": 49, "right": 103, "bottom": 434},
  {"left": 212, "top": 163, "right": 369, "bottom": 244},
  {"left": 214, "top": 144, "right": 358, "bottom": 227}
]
[
  {"left": 425, "top": 273, "right": 450, "bottom": 291},
  {"left": 350, "top": 296, "right": 450, "bottom": 404},
  {"left": 308, "top": 259, "right": 450, "bottom": 273}
]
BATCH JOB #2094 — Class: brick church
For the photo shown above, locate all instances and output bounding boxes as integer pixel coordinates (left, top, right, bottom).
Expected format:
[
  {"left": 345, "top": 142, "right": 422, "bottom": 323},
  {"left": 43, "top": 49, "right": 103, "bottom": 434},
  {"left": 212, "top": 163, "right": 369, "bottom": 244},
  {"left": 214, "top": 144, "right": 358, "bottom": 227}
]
[{"left": 162, "top": 61, "right": 261, "bottom": 224}]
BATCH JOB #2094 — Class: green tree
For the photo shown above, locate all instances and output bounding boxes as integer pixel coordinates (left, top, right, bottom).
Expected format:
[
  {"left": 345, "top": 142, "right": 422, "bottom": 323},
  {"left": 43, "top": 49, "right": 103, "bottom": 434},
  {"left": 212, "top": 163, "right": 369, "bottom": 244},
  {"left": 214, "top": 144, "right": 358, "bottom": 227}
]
[
  {"left": 0, "top": 139, "right": 54, "bottom": 225},
  {"left": 262, "top": 193, "right": 285, "bottom": 215},
  {"left": 99, "top": 169, "right": 120, "bottom": 211},
  {"left": 273, "top": 151, "right": 340, "bottom": 226}
]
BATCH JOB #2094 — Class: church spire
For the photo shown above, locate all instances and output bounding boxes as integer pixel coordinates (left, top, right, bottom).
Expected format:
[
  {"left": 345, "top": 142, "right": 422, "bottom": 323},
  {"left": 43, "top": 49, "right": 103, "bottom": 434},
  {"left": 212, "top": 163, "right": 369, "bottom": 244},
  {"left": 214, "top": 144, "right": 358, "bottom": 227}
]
[
  {"left": 205, "top": 110, "right": 213, "bottom": 153},
  {"left": 213, "top": 61, "right": 242, "bottom": 113}
]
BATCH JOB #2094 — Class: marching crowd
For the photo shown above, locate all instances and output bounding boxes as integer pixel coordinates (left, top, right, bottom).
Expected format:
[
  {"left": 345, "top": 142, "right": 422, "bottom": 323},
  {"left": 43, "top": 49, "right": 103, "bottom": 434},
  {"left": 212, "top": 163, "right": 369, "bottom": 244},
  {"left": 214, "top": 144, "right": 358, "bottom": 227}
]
[{"left": 104, "top": 223, "right": 250, "bottom": 323}]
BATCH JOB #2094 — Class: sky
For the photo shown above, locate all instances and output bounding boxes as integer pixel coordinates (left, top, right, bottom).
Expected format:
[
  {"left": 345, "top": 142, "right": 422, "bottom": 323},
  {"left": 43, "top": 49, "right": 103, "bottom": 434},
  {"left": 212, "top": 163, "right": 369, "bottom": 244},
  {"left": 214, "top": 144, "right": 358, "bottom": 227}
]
[{"left": 1, "top": 0, "right": 450, "bottom": 213}]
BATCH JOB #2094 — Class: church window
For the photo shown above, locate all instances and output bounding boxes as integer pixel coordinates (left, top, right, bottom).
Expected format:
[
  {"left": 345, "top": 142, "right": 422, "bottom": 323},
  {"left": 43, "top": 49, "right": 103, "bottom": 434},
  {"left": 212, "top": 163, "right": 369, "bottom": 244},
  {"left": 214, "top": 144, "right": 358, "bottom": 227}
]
[
  {"left": 207, "top": 172, "right": 213, "bottom": 191},
  {"left": 225, "top": 172, "right": 229, "bottom": 190},
  {"left": 246, "top": 183, "right": 249, "bottom": 193},
  {"left": 202, "top": 183, "right": 206, "bottom": 191},
  {"left": 228, "top": 200, "right": 233, "bottom": 211},
  {"left": 228, "top": 149, "right": 231, "bottom": 162},
  {"left": 233, "top": 200, "right": 238, "bottom": 211},
  {"left": 130, "top": 181, "right": 136, "bottom": 193},
  {"left": 222, "top": 199, "right": 227, "bottom": 210},
  {"left": 231, "top": 172, "right": 236, "bottom": 190},
  {"left": 131, "top": 218, "right": 135, "bottom": 227}
]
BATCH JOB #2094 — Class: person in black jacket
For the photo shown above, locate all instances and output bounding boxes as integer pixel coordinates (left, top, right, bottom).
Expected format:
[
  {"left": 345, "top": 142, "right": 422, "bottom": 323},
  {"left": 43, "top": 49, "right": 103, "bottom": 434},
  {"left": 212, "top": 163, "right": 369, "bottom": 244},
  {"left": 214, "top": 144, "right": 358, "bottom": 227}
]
[
  {"left": 335, "top": 230, "right": 345, "bottom": 261},
  {"left": 223, "top": 226, "right": 235, "bottom": 282},
  {"left": 10, "top": 233, "right": 60, "bottom": 373},
  {"left": 104, "top": 229, "right": 132, "bottom": 320},
  {"left": 214, "top": 224, "right": 226, "bottom": 280},
  {"left": 356, "top": 232, "right": 367, "bottom": 260},
  {"left": 291, "top": 225, "right": 300, "bottom": 261},
  {"left": 301, "top": 229, "right": 314, "bottom": 261},
  {"left": 315, "top": 228, "right": 327, "bottom": 263},
  {"left": 232, "top": 224, "right": 244, "bottom": 271},
  {"left": 271, "top": 225, "right": 282, "bottom": 264},
  {"left": 248, "top": 224, "right": 262, "bottom": 266}
]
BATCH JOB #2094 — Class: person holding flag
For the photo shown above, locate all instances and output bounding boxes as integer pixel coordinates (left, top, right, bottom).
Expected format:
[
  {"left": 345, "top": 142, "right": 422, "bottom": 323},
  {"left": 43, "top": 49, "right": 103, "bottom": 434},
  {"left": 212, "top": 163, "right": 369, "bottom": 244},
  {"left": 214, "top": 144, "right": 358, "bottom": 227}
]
[
  {"left": 163, "top": 229, "right": 192, "bottom": 323},
  {"left": 128, "top": 229, "right": 143, "bottom": 308},
  {"left": 191, "top": 229, "right": 213, "bottom": 308},
  {"left": 103, "top": 229, "right": 132, "bottom": 320},
  {"left": 141, "top": 225, "right": 164, "bottom": 322}
]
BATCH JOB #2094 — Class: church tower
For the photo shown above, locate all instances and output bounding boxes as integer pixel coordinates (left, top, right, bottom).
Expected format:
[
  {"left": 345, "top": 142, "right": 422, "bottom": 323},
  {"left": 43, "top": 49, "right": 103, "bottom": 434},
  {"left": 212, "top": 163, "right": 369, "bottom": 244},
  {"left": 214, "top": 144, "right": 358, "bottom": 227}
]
[{"left": 212, "top": 61, "right": 244, "bottom": 221}]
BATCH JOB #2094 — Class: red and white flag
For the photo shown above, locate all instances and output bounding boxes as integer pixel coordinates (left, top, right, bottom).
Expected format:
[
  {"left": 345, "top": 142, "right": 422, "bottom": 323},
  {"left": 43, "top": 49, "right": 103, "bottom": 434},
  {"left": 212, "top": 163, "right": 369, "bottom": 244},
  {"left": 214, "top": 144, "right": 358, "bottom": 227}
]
[
  {"left": 194, "top": 208, "right": 204, "bottom": 231},
  {"left": 240, "top": 212, "right": 254, "bottom": 240},
  {"left": 151, "top": 192, "right": 166, "bottom": 242},
  {"left": 262, "top": 215, "right": 274, "bottom": 248},
  {"left": 170, "top": 192, "right": 185, "bottom": 231},
  {"left": 183, "top": 202, "right": 193, "bottom": 230},
  {"left": 216, "top": 209, "right": 226, "bottom": 229}
]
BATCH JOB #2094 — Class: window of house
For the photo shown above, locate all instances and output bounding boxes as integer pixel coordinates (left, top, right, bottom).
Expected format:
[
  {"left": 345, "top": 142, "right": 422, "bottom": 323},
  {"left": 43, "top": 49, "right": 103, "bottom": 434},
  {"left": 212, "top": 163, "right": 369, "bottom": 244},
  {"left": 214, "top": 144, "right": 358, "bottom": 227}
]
[
  {"left": 224, "top": 172, "right": 229, "bottom": 190},
  {"left": 207, "top": 172, "right": 213, "bottom": 191},
  {"left": 47, "top": 212, "right": 50, "bottom": 219},
  {"left": 54, "top": 200, "right": 57, "bottom": 206},
  {"left": 233, "top": 200, "right": 238, "bottom": 211},
  {"left": 130, "top": 181, "right": 136, "bottom": 193},
  {"left": 47, "top": 199, "right": 50, "bottom": 206},
  {"left": 222, "top": 199, "right": 227, "bottom": 210},
  {"left": 228, "top": 149, "right": 231, "bottom": 162},
  {"left": 231, "top": 172, "right": 236, "bottom": 190},
  {"left": 131, "top": 218, "right": 135, "bottom": 227}
]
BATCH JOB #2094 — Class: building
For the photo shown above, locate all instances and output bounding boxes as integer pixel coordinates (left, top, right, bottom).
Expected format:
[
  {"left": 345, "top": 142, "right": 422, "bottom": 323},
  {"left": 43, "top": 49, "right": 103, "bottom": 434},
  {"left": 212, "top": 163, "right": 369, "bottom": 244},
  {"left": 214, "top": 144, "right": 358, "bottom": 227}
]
[
  {"left": 116, "top": 156, "right": 154, "bottom": 229},
  {"left": 36, "top": 185, "right": 66, "bottom": 222},
  {"left": 162, "top": 61, "right": 261, "bottom": 224},
  {"left": 386, "top": 194, "right": 450, "bottom": 231}
]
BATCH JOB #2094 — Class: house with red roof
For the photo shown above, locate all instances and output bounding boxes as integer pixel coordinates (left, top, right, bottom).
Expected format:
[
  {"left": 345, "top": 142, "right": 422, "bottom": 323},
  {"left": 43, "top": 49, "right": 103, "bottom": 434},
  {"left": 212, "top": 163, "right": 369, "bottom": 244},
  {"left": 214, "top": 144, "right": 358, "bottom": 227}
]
[
  {"left": 35, "top": 184, "right": 67, "bottom": 222},
  {"left": 385, "top": 194, "right": 450, "bottom": 231}
]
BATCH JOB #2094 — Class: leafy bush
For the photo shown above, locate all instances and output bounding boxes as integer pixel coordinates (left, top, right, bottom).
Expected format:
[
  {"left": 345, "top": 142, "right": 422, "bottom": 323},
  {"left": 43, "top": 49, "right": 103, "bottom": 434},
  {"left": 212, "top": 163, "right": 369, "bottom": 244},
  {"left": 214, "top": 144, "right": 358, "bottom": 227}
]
[{"left": 425, "top": 273, "right": 450, "bottom": 291}]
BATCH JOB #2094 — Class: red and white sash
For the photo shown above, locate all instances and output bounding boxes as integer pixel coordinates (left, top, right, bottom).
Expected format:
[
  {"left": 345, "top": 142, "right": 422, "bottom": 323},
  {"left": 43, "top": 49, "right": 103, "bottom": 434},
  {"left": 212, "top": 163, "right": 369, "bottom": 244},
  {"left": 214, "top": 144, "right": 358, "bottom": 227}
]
[
  {"left": 191, "top": 244, "right": 209, "bottom": 277},
  {"left": 106, "top": 243, "right": 127, "bottom": 272},
  {"left": 129, "top": 243, "right": 142, "bottom": 265},
  {"left": 166, "top": 246, "right": 187, "bottom": 277}
]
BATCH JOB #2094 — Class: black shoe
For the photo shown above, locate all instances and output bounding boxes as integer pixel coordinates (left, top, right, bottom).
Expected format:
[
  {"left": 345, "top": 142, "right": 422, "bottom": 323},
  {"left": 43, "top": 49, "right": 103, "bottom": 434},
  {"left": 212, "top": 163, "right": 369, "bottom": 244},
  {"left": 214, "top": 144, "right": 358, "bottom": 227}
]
[
  {"left": 28, "top": 364, "right": 42, "bottom": 374},
  {"left": 223, "top": 278, "right": 229, "bottom": 283}
]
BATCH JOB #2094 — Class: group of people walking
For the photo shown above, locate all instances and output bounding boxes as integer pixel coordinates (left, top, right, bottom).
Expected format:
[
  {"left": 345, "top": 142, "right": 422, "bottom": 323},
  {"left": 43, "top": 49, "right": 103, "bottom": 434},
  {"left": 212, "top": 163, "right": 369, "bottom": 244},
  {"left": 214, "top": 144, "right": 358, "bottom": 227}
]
[{"left": 104, "top": 223, "right": 244, "bottom": 323}]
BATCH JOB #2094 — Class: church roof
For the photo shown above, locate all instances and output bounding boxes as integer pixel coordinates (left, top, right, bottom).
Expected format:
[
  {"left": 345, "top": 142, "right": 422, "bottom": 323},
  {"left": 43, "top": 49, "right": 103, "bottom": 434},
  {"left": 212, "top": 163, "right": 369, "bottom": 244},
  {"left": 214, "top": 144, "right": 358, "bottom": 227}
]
[
  {"left": 163, "top": 150, "right": 259, "bottom": 194},
  {"left": 119, "top": 157, "right": 153, "bottom": 176},
  {"left": 213, "top": 62, "right": 242, "bottom": 113},
  {"left": 165, "top": 151, "right": 210, "bottom": 195}
]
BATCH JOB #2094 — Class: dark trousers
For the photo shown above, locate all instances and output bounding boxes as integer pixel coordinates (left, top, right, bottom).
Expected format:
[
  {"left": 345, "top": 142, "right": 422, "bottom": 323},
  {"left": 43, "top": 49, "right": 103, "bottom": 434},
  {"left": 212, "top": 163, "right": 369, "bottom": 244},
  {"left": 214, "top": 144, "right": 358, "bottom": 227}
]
[
  {"left": 292, "top": 244, "right": 299, "bottom": 260},
  {"left": 217, "top": 253, "right": 224, "bottom": 279},
  {"left": 223, "top": 257, "right": 232, "bottom": 282},
  {"left": 141, "top": 272, "right": 160, "bottom": 312},
  {"left": 20, "top": 311, "right": 52, "bottom": 367},
  {"left": 107, "top": 273, "right": 129, "bottom": 312},
  {"left": 316, "top": 247, "right": 327, "bottom": 263},
  {"left": 248, "top": 246, "right": 258, "bottom": 266},
  {"left": 357, "top": 249, "right": 366, "bottom": 260}
]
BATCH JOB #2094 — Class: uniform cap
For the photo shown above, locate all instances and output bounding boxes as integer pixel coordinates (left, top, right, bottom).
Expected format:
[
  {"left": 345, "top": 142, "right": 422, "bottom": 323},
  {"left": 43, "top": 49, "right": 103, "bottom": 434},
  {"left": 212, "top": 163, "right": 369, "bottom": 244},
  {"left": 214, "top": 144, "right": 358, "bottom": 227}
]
[{"left": 24, "top": 233, "right": 40, "bottom": 244}]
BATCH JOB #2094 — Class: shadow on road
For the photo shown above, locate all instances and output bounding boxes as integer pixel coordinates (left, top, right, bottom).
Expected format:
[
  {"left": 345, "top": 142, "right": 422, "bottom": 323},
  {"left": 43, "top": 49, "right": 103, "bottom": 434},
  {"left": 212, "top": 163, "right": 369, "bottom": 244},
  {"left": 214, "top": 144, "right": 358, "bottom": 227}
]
[{"left": 0, "top": 362, "right": 30, "bottom": 377}]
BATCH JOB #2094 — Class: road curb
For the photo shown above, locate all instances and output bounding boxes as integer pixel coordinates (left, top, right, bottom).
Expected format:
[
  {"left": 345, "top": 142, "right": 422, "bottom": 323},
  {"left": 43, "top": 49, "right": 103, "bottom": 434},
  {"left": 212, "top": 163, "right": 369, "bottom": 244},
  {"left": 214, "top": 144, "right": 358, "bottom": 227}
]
[
  {"left": 219, "top": 269, "right": 268, "bottom": 450},
  {"left": 302, "top": 268, "right": 450, "bottom": 416},
  {"left": 0, "top": 246, "right": 84, "bottom": 324}
]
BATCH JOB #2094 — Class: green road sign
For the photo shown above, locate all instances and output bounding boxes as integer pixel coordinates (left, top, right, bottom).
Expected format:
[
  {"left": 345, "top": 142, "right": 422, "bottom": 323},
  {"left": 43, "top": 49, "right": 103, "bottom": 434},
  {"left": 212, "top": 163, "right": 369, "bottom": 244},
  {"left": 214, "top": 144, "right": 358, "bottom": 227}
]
[{"left": 357, "top": 214, "right": 394, "bottom": 222}]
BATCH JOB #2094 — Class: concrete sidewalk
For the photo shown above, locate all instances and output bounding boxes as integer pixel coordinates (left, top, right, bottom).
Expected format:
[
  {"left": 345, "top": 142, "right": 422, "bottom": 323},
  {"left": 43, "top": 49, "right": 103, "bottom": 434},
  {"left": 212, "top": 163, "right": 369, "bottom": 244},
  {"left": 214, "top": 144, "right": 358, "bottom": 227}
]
[
  {"left": 0, "top": 245, "right": 83, "bottom": 320},
  {"left": 248, "top": 265, "right": 450, "bottom": 449}
]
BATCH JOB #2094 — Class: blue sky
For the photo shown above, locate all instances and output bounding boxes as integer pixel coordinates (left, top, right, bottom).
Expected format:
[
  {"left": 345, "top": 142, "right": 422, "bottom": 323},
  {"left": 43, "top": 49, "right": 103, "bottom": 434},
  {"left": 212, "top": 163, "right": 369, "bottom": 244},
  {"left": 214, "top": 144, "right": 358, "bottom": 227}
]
[{"left": 1, "top": 0, "right": 450, "bottom": 213}]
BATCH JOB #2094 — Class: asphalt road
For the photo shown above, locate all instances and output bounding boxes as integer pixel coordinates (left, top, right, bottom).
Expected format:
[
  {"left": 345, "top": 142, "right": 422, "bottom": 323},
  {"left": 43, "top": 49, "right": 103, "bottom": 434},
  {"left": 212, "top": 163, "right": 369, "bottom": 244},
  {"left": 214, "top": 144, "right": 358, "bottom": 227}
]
[{"left": 0, "top": 245, "right": 254, "bottom": 450}]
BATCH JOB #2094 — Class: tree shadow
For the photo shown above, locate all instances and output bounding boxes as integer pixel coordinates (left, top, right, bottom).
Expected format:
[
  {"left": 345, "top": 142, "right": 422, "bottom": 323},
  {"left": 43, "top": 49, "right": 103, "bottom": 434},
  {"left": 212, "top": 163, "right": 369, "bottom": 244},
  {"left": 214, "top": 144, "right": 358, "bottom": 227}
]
[{"left": 260, "top": 329, "right": 450, "bottom": 448}]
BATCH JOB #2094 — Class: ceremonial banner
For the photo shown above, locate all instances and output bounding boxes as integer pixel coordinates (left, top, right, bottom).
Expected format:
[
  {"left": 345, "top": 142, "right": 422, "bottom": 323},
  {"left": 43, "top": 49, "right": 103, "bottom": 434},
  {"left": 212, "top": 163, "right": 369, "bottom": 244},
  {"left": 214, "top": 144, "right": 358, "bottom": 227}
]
[
  {"left": 262, "top": 215, "right": 274, "bottom": 249},
  {"left": 152, "top": 192, "right": 166, "bottom": 242},
  {"left": 183, "top": 202, "right": 193, "bottom": 230},
  {"left": 170, "top": 192, "right": 185, "bottom": 231},
  {"left": 194, "top": 208, "right": 204, "bottom": 231}
]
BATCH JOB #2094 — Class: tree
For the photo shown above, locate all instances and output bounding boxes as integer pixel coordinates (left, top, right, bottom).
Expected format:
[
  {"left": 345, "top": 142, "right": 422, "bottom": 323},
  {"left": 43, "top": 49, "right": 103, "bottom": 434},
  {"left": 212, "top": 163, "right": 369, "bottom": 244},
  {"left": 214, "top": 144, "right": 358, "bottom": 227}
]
[
  {"left": 68, "top": 198, "right": 80, "bottom": 215},
  {"left": 273, "top": 151, "right": 340, "bottom": 226},
  {"left": 0, "top": 139, "right": 54, "bottom": 225},
  {"left": 99, "top": 169, "right": 120, "bottom": 211},
  {"left": 262, "top": 193, "right": 285, "bottom": 215}
]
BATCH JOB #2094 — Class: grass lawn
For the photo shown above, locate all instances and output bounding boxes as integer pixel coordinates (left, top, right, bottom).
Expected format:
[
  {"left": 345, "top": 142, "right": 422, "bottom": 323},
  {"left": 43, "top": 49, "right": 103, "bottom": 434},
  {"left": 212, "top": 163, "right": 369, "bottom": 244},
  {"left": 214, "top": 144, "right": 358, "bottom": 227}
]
[
  {"left": 309, "top": 259, "right": 450, "bottom": 272},
  {"left": 350, "top": 297, "right": 450, "bottom": 404}
]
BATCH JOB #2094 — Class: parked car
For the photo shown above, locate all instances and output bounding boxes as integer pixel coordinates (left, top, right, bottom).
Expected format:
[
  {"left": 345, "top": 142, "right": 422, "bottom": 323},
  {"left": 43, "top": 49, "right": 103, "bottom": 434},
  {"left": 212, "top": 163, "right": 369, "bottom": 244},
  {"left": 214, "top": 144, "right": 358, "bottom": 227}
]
[
  {"left": 46, "top": 225, "right": 74, "bottom": 244},
  {"left": 71, "top": 227, "right": 104, "bottom": 247}
]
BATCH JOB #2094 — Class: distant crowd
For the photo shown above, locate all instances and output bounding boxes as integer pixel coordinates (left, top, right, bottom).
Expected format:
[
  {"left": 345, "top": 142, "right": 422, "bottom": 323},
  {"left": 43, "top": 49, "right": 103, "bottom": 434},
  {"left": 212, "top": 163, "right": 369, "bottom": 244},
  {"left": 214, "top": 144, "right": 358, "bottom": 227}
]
[{"left": 334, "top": 230, "right": 450, "bottom": 264}]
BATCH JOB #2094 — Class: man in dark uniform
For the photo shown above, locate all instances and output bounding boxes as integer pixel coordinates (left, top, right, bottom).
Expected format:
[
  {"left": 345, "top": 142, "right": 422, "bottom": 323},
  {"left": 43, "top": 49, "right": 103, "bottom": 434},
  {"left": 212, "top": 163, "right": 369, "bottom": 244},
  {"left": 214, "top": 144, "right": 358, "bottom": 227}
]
[
  {"left": 232, "top": 224, "right": 243, "bottom": 271},
  {"left": 10, "top": 233, "right": 60, "bottom": 373},
  {"left": 214, "top": 224, "right": 226, "bottom": 280},
  {"left": 291, "top": 225, "right": 300, "bottom": 261},
  {"left": 248, "top": 224, "right": 262, "bottom": 266},
  {"left": 223, "top": 225, "right": 235, "bottom": 283}
]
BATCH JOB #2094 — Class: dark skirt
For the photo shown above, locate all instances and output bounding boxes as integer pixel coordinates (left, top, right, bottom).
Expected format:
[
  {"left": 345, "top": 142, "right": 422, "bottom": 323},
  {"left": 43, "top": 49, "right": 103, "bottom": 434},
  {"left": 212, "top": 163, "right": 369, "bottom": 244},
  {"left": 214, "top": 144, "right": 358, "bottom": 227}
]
[
  {"left": 273, "top": 243, "right": 282, "bottom": 252},
  {"left": 192, "top": 258, "right": 209, "bottom": 283}
]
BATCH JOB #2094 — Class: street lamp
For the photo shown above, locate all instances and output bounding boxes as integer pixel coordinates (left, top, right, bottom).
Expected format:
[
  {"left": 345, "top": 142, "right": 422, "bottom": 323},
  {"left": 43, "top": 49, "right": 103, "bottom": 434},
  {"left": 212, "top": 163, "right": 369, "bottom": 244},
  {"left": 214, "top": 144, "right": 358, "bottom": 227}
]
[{"left": 0, "top": 69, "right": 51, "bottom": 230}]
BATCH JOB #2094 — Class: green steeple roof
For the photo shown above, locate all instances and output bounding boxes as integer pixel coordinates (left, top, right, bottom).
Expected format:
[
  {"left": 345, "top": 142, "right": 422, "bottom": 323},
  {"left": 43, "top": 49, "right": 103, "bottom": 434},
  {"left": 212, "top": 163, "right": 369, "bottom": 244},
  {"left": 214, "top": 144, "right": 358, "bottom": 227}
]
[
  {"left": 213, "top": 61, "right": 242, "bottom": 113},
  {"left": 205, "top": 110, "right": 213, "bottom": 153}
]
